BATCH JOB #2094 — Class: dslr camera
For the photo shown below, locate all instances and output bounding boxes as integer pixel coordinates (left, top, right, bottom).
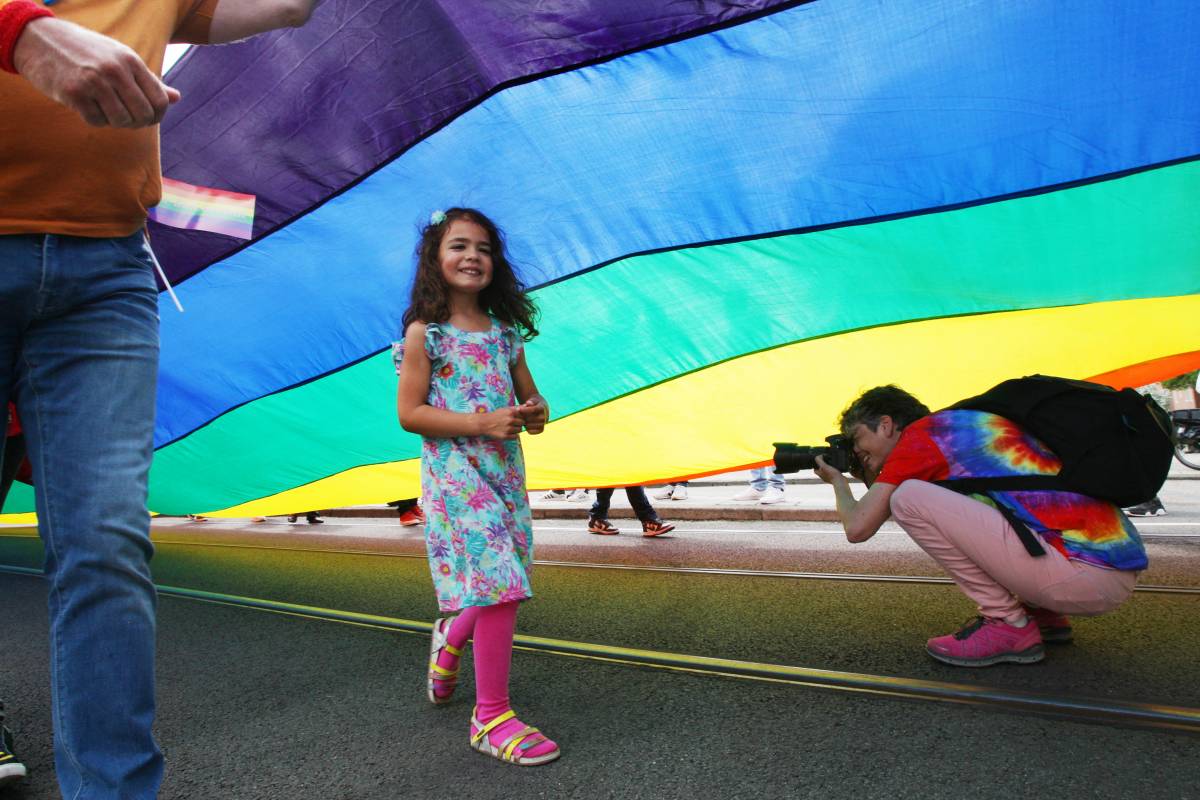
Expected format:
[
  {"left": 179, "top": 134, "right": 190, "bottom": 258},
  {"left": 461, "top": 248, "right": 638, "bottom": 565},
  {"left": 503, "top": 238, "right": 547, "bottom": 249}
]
[{"left": 772, "top": 434, "right": 860, "bottom": 475}]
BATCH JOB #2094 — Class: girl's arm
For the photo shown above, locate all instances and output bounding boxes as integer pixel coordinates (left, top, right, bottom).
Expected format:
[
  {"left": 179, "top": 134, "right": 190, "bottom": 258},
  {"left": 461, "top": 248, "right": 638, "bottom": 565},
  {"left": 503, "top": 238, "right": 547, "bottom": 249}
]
[
  {"left": 397, "top": 322, "right": 524, "bottom": 440},
  {"left": 511, "top": 349, "right": 549, "bottom": 435}
]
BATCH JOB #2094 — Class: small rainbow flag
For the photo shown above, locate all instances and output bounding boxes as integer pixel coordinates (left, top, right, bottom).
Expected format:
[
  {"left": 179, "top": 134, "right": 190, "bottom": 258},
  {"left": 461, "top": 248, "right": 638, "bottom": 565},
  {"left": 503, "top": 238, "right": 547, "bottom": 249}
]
[{"left": 148, "top": 177, "right": 256, "bottom": 239}]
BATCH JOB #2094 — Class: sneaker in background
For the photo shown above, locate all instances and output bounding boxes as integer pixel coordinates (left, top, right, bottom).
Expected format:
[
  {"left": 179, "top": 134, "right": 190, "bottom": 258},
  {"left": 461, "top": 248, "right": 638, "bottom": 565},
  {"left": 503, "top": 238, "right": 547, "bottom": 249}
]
[
  {"left": 1022, "top": 605, "right": 1073, "bottom": 643},
  {"left": 1124, "top": 497, "right": 1166, "bottom": 517},
  {"left": 926, "top": 616, "right": 1044, "bottom": 667},
  {"left": 652, "top": 486, "right": 674, "bottom": 500},
  {"left": 759, "top": 488, "right": 786, "bottom": 505},
  {"left": 541, "top": 490, "right": 567, "bottom": 501},
  {"left": 0, "top": 714, "right": 27, "bottom": 789},
  {"left": 641, "top": 519, "right": 676, "bottom": 537},
  {"left": 567, "top": 489, "right": 591, "bottom": 502},
  {"left": 670, "top": 485, "right": 688, "bottom": 501},
  {"left": 399, "top": 508, "right": 424, "bottom": 526},
  {"left": 730, "top": 486, "right": 764, "bottom": 502}
]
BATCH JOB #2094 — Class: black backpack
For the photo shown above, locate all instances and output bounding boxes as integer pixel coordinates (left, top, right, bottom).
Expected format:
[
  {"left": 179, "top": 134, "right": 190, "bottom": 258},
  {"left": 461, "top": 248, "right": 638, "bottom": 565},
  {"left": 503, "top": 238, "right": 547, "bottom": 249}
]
[{"left": 936, "top": 375, "right": 1175, "bottom": 557}]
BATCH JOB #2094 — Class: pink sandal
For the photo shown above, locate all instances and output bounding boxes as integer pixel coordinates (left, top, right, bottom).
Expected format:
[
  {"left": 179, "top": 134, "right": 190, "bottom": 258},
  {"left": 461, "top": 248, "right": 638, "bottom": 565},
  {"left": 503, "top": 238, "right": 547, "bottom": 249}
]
[
  {"left": 470, "top": 708, "right": 560, "bottom": 766},
  {"left": 427, "top": 617, "right": 463, "bottom": 705}
]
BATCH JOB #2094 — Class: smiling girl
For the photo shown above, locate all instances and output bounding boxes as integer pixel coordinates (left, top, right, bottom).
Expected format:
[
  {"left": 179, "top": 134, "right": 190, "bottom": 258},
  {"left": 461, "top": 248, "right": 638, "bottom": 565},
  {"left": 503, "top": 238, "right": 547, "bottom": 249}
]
[{"left": 394, "top": 208, "right": 559, "bottom": 766}]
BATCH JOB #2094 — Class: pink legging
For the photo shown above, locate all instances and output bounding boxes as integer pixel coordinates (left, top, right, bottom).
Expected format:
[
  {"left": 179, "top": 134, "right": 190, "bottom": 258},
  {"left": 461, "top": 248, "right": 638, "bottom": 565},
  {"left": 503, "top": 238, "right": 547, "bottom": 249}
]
[
  {"left": 889, "top": 481, "right": 1136, "bottom": 624},
  {"left": 445, "top": 601, "right": 517, "bottom": 721},
  {"left": 441, "top": 601, "right": 556, "bottom": 757}
]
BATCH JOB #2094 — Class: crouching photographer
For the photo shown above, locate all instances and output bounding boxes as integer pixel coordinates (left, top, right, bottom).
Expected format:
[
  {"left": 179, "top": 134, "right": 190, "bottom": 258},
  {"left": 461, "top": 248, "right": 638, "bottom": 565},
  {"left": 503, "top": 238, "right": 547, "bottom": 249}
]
[{"left": 792, "top": 384, "right": 1149, "bottom": 668}]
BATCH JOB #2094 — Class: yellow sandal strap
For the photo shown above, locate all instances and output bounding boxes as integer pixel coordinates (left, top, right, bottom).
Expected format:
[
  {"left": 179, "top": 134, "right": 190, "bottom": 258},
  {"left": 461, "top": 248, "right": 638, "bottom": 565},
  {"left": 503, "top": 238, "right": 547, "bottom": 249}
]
[
  {"left": 444, "top": 642, "right": 463, "bottom": 658},
  {"left": 500, "top": 726, "right": 542, "bottom": 761},
  {"left": 428, "top": 661, "right": 458, "bottom": 677},
  {"left": 470, "top": 709, "right": 516, "bottom": 746}
]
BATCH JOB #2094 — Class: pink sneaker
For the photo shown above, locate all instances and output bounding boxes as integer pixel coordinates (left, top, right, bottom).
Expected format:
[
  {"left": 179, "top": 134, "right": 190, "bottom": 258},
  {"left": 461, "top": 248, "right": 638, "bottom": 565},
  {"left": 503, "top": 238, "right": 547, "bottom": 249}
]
[
  {"left": 926, "top": 616, "right": 1044, "bottom": 667},
  {"left": 1022, "top": 604, "right": 1073, "bottom": 643}
]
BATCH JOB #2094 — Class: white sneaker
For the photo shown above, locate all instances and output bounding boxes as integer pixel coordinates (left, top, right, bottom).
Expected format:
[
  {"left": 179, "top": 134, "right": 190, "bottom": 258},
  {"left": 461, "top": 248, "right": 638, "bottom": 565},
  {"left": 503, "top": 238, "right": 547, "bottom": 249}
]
[
  {"left": 730, "top": 487, "right": 765, "bottom": 502},
  {"left": 760, "top": 488, "right": 786, "bottom": 505},
  {"left": 541, "top": 490, "right": 567, "bottom": 501},
  {"left": 652, "top": 486, "right": 674, "bottom": 500},
  {"left": 567, "top": 488, "right": 591, "bottom": 502},
  {"left": 670, "top": 485, "right": 688, "bottom": 501}
]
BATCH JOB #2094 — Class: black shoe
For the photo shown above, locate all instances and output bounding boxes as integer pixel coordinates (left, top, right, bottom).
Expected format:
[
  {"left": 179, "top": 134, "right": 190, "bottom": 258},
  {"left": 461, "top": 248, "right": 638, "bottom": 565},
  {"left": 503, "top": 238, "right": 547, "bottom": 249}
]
[
  {"left": 287, "top": 514, "right": 298, "bottom": 523},
  {"left": 0, "top": 718, "right": 28, "bottom": 788},
  {"left": 1125, "top": 498, "right": 1166, "bottom": 517},
  {"left": 306, "top": 512, "right": 324, "bottom": 524}
]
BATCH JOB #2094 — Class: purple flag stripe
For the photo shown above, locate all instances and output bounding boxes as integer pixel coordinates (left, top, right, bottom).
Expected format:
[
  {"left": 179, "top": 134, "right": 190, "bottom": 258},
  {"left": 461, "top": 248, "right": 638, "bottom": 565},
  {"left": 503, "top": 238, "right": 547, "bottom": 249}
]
[{"left": 153, "top": 0, "right": 807, "bottom": 284}]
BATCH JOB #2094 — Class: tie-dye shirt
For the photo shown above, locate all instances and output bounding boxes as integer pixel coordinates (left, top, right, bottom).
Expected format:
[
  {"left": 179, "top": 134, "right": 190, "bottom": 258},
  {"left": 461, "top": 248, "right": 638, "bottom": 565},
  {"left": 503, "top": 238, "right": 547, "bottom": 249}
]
[{"left": 876, "top": 410, "right": 1147, "bottom": 571}]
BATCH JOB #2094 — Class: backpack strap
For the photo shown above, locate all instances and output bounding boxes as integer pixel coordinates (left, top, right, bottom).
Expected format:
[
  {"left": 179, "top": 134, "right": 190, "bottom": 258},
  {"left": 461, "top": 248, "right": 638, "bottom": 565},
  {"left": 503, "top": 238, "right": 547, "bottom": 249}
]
[
  {"left": 933, "top": 479, "right": 1048, "bottom": 557},
  {"left": 937, "top": 475, "right": 1067, "bottom": 494}
]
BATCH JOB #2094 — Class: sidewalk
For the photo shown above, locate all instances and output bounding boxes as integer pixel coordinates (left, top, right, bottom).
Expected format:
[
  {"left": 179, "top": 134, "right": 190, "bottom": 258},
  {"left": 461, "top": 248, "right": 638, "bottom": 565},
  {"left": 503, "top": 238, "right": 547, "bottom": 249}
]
[
  {"left": 523, "top": 471, "right": 843, "bottom": 522},
  {"left": 326, "top": 460, "right": 1200, "bottom": 523}
]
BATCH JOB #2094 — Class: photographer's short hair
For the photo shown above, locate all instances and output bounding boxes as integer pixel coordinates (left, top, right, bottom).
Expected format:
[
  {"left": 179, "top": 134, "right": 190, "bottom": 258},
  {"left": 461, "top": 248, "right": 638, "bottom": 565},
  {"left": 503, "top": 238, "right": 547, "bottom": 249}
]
[{"left": 839, "top": 385, "right": 930, "bottom": 436}]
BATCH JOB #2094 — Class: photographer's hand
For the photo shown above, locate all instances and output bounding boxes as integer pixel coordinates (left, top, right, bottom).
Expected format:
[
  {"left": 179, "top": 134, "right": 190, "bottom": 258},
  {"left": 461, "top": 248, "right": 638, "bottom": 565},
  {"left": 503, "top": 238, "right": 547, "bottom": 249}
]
[
  {"left": 816, "top": 455, "right": 894, "bottom": 544},
  {"left": 813, "top": 455, "right": 847, "bottom": 487}
]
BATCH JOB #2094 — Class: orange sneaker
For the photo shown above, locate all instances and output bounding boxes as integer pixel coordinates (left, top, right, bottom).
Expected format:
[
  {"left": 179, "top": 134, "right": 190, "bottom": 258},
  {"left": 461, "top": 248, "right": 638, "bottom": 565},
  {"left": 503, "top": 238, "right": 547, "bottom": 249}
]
[{"left": 641, "top": 520, "right": 675, "bottom": 537}]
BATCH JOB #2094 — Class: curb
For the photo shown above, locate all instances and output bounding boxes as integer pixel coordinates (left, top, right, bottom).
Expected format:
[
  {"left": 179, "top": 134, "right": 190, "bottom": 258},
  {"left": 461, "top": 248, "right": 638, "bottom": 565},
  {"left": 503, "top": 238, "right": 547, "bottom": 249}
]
[{"left": 325, "top": 506, "right": 841, "bottom": 522}]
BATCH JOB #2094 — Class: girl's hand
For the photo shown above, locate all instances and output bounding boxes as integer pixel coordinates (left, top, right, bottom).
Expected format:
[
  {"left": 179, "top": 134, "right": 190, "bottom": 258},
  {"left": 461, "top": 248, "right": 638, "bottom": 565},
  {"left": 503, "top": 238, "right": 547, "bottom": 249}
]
[
  {"left": 813, "top": 455, "right": 847, "bottom": 486},
  {"left": 518, "top": 396, "right": 548, "bottom": 435},
  {"left": 477, "top": 407, "right": 525, "bottom": 440}
]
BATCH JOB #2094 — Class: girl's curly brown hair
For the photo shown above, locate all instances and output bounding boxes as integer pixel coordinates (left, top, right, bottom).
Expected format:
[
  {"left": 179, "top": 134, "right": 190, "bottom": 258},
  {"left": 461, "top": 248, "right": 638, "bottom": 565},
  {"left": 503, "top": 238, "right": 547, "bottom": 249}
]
[{"left": 402, "top": 207, "right": 539, "bottom": 341}]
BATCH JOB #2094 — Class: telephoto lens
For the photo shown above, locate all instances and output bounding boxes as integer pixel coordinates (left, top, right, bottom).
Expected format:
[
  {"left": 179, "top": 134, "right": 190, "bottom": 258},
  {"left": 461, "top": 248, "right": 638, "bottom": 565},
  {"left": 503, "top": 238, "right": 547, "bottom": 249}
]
[{"left": 772, "top": 435, "right": 859, "bottom": 474}]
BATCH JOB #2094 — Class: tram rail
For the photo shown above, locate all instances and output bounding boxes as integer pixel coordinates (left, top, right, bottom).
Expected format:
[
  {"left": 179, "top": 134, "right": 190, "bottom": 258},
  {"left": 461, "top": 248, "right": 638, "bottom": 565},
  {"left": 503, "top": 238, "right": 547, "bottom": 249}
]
[
  {"left": 3, "top": 564, "right": 1197, "bottom": 734},
  {"left": 2, "top": 534, "right": 1200, "bottom": 595}
]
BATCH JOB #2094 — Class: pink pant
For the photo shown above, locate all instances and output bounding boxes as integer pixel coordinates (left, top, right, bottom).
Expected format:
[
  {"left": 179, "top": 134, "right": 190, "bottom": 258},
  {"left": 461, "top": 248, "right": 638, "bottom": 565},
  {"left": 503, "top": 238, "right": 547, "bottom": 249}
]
[{"left": 889, "top": 481, "right": 1136, "bottom": 624}]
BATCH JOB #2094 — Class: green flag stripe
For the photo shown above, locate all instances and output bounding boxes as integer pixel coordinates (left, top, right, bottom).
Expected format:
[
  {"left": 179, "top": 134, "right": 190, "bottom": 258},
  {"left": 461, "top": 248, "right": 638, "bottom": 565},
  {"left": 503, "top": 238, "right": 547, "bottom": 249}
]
[{"left": 84, "top": 159, "right": 1200, "bottom": 513}]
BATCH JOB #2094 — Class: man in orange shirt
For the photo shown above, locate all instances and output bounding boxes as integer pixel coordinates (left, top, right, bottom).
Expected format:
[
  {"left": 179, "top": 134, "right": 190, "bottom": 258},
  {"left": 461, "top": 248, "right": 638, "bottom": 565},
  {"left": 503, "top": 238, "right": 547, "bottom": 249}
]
[{"left": 0, "top": 2, "right": 318, "bottom": 796}]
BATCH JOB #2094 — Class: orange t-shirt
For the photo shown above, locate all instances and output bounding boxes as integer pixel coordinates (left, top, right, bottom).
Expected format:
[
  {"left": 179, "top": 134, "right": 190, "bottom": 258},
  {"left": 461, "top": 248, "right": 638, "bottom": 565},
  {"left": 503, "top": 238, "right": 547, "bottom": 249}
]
[{"left": 0, "top": 0, "right": 218, "bottom": 237}]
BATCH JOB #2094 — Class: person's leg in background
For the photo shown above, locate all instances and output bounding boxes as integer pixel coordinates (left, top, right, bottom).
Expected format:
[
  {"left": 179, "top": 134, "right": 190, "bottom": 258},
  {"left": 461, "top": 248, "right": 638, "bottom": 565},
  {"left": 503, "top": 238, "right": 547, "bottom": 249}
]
[
  {"left": 759, "top": 468, "right": 786, "bottom": 505},
  {"left": 733, "top": 468, "right": 776, "bottom": 501},
  {"left": 587, "top": 488, "right": 619, "bottom": 533},
  {"left": 0, "top": 246, "right": 29, "bottom": 792},
  {"left": 0, "top": 433, "right": 22, "bottom": 508},
  {"left": 0, "top": 700, "right": 26, "bottom": 789},
  {"left": 10, "top": 233, "right": 163, "bottom": 798},
  {"left": 625, "top": 486, "right": 675, "bottom": 537},
  {"left": 0, "top": 414, "right": 28, "bottom": 789},
  {"left": 389, "top": 497, "right": 424, "bottom": 526}
]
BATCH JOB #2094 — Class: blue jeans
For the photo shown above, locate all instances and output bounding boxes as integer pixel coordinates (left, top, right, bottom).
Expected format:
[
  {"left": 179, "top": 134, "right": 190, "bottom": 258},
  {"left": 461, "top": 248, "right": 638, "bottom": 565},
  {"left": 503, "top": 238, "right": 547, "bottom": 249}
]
[
  {"left": 749, "top": 466, "right": 784, "bottom": 492},
  {"left": 0, "top": 233, "right": 162, "bottom": 798},
  {"left": 590, "top": 486, "right": 658, "bottom": 523}
]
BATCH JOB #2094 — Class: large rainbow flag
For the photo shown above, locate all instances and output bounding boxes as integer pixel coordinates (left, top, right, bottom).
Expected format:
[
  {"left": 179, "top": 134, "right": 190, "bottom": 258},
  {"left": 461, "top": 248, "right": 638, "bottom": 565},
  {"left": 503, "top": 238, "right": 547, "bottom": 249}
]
[{"left": 3, "top": 0, "right": 1197, "bottom": 519}]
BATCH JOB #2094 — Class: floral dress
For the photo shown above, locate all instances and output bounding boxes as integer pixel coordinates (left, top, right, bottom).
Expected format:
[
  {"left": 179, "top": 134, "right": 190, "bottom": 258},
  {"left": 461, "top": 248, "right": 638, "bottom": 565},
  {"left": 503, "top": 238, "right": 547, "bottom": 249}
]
[{"left": 393, "top": 318, "right": 534, "bottom": 612}]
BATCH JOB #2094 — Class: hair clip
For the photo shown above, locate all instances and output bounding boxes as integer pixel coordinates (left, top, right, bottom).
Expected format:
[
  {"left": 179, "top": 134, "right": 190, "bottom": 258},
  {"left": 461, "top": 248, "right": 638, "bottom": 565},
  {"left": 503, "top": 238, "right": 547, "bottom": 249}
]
[{"left": 430, "top": 210, "right": 446, "bottom": 225}]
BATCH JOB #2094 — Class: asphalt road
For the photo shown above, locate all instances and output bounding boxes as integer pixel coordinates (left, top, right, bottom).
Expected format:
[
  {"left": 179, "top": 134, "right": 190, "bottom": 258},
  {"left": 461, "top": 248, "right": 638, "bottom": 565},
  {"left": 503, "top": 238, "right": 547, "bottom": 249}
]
[{"left": 2, "top": 514, "right": 1198, "bottom": 799}]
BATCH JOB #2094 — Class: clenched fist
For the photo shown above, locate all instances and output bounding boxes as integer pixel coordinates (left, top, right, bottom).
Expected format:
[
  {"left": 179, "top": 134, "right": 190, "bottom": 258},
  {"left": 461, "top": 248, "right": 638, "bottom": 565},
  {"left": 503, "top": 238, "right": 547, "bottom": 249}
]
[{"left": 14, "top": 17, "right": 180, "bottom": 128}]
